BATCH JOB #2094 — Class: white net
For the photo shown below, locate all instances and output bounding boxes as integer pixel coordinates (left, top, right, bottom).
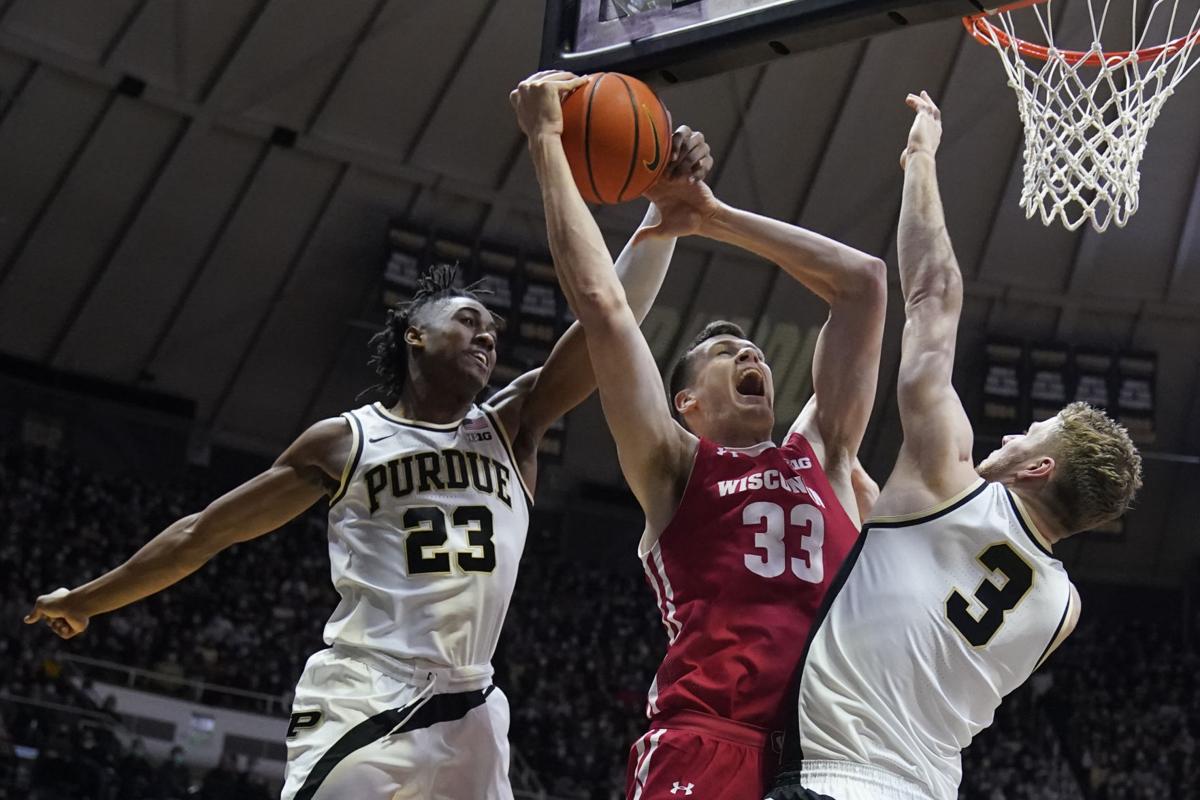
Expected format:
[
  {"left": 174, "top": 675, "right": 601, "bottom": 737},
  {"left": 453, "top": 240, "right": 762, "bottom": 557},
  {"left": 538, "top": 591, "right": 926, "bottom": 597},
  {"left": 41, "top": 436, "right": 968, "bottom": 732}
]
[{"left": 972, "top": 0, "right": 1200, "bottom": 231}]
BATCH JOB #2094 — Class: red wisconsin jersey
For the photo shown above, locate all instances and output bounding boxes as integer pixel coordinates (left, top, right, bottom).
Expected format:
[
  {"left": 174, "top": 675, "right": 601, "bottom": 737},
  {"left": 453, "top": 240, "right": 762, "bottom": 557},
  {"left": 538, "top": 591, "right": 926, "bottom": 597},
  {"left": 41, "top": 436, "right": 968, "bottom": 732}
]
[{"left": 640, "top": 433, "right": 860, "bottom": 731}]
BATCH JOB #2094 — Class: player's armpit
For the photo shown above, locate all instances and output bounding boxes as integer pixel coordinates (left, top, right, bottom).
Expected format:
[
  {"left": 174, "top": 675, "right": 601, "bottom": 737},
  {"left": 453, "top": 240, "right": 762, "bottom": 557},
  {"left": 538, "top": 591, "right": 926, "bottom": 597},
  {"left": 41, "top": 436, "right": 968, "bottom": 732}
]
[{"left": 872, "top": 353, "right": 978, "bottom": 518}]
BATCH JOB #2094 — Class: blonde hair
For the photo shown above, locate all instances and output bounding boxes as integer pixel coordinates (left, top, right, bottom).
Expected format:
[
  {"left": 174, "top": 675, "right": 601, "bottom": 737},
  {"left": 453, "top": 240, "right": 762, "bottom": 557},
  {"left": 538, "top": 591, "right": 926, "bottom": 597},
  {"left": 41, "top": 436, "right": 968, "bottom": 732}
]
[{"left": 1049, "top": 402, "right": 1143, "bottom": 532}]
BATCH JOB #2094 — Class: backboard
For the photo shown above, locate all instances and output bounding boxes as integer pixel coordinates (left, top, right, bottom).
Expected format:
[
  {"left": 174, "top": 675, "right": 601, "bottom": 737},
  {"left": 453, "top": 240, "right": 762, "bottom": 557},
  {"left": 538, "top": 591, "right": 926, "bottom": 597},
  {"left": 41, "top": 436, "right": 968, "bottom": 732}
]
[{"left": 541, "top": 0, "right": 986, "bottom": 83}]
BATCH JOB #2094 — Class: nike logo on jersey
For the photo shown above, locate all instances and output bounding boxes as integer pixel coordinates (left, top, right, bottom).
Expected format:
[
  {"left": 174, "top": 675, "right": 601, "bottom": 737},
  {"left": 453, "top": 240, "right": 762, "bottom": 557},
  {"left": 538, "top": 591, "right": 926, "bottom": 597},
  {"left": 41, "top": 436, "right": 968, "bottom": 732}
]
[
  {"left": 369, "top": 433, "right": 398, "bottom": 443},
  {"left": 716, "top": 469, "right": 826, "bottom": 507},
  {"left": 363, "top": 448, "right": 513, "bottom": 513}
]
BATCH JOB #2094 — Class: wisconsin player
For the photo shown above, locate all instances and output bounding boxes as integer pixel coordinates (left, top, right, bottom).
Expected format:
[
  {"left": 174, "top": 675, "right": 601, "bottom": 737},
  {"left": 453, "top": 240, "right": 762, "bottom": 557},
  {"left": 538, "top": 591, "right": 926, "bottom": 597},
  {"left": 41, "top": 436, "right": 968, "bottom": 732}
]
[
  {"left": 767, "top": 92, "right": 1143, "bottom": 800},
  {"left": 511, "top": 73, "right": 886, "bottom": 799},
  {"left": 22, "top": 117, "right": 713, "bottom": 799}
]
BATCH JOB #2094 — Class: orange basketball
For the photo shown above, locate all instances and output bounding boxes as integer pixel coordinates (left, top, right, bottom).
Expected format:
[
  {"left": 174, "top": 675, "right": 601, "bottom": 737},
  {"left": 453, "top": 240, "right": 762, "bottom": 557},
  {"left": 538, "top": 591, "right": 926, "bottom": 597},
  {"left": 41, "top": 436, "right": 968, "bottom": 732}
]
[{"left": 561, "top": 73, "right": 672, "bottom": 205}]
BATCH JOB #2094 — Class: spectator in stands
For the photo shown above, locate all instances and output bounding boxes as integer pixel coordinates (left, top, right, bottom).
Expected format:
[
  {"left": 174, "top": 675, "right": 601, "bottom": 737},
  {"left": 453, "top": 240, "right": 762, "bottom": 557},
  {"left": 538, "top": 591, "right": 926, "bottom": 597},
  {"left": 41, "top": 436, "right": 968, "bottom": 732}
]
[{"left": 154, "top": 745, "right": 191, "bottom": 799}]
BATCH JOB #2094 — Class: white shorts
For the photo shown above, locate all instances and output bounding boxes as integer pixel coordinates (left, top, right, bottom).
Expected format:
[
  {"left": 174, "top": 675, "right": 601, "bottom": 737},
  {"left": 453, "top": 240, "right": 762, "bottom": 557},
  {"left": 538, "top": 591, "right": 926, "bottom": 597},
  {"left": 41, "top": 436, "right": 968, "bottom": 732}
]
[
  {"left": 796, "top": 760, "right": 935, "bottom": 800},
  {"left": 281, "top": 647, "right": 513, "bottom": 800}
]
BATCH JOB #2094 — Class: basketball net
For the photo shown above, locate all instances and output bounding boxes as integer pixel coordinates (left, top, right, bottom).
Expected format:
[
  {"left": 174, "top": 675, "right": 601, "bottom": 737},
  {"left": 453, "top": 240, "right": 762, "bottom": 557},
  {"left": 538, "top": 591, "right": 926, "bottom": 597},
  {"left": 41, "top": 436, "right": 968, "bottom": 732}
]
[{"left": 966, "top": 0, "right": 1200, "bottom": 232}]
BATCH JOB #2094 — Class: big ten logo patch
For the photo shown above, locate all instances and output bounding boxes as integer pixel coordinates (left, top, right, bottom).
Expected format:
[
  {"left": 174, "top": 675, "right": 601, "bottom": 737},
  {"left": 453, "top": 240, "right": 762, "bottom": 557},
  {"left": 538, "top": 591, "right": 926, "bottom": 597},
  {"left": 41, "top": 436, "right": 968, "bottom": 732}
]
[
  {"left": 287, "top": 710, "right": 323, "bottom": 738},
  {"left": 643, "top": 308, "right": 820, "bottom": 427},
  {"left": 462, "top": 415, "right": 494, "bottom": 443}
]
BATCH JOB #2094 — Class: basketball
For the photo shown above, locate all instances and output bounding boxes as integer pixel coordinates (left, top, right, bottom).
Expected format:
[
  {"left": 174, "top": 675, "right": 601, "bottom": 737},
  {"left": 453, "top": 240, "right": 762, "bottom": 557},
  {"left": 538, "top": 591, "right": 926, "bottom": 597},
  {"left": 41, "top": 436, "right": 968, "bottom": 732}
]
[{"left": 560, "top": 73, "right": 672, "bottom": 205}]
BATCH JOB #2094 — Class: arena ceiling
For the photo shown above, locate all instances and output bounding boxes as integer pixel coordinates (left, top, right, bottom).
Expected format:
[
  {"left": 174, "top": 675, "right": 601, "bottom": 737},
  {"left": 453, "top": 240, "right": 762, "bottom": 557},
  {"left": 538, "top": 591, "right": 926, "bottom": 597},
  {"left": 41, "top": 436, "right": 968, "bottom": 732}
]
[{"left": 1, "top": 0, "right": 1198, "bottom": 581}]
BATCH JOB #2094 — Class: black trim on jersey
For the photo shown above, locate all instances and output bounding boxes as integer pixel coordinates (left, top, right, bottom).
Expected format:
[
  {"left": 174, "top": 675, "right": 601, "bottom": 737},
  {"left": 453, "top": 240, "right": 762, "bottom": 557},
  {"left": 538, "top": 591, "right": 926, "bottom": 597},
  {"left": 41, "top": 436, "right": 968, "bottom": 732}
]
[
  {"left": 773, "top": 527, "right": 871, "bottom": 777},
  {"left": 480, "top": 406, "right": 535, "bottom": 508},
  {"left": 293, "top": 685, "right": 496, "bottom": 800},
  {"left": 867, "top": 480, "right": 990, "bottom": 529},
  {"left": 329, "top": 413, "right": 365, "bottom": 508},
  {"left": 765, "top": 780, "right": 837, "bottom": 800},
  {"left": 1004, "top": 488, "right": 1053, "bottom": 557},
  {"left": 370, "top": 403, "right": 465, "bottom": 433},
  {"left": 1034, "top": 593, "right": 1072, "bottom": 670}
]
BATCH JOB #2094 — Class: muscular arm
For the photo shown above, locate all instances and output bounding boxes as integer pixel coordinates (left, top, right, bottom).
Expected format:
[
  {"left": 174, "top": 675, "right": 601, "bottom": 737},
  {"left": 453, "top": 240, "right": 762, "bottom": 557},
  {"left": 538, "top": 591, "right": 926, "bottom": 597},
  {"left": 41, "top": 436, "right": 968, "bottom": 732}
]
[
  {"left": 873, "top": 93, "right": 978, "bottom": 518},
  {"left": 698, "top": 199, "right": 886, "bottom": 518},
  {"left": 492, "top": 127, "right": 712, "bottom": 493},
  {"left": 489, "top": 202, "right": 678, "bottom": 489},
  {"left": 512, "top": 74, "right": 695, "bottom": 530},
  {"left": 25, "top": 419, "right": 349, "bottom": 637}
]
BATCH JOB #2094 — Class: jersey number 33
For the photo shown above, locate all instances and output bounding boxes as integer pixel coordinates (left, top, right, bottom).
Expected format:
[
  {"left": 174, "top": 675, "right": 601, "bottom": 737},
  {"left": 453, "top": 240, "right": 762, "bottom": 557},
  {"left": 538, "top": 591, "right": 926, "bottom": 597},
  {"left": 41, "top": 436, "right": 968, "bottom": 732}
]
[{"left": 742, "top": 501, "right": 825, "bottom": 583}]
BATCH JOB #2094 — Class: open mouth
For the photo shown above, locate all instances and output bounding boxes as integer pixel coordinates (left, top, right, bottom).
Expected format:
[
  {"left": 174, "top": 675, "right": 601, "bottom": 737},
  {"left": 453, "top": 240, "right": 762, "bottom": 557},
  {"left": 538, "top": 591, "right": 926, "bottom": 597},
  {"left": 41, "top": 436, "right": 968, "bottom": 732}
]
[
  {"left": 468, "top": 350, "right": 490, "bottom": 370},
  {"left": 735, "top": 369, "right": 765, "bottom": 398}
]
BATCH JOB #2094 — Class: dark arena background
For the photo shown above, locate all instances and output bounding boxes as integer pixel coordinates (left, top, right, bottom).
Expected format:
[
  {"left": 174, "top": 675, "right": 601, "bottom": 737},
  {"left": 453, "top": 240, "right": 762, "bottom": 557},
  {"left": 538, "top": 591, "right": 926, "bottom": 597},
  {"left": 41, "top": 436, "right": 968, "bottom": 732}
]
[{"left": 2, "top": 1, "right": 1200, "bottom": 798}]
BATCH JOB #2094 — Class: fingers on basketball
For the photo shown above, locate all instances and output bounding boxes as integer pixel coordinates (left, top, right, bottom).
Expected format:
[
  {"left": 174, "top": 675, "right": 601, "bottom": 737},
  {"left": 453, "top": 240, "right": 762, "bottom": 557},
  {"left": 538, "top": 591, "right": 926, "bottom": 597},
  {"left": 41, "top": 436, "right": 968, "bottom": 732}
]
[{"left": 672, "top": 131, "right": 708, "bottom": 180}]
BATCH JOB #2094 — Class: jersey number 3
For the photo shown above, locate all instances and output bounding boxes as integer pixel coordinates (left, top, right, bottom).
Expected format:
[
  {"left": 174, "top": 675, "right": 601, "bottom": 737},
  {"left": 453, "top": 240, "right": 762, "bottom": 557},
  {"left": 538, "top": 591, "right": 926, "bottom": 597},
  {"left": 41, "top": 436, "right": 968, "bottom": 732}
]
[
  {"left": 742, "top": 501, "right": 824, "bottom": 583},
  {"left": 946, "top": 543, "right": 1034, "bottom": 646},
  {"left": 402, "top": 506, "right": 496, "bottom": 575}
]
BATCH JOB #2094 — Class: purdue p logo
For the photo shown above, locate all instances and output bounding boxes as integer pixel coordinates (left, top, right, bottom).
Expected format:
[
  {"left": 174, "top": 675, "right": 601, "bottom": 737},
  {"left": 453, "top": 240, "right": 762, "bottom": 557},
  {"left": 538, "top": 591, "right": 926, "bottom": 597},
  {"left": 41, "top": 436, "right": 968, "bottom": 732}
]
[{"left": 287, "top": 710, "right": 322, "bottom": 738}]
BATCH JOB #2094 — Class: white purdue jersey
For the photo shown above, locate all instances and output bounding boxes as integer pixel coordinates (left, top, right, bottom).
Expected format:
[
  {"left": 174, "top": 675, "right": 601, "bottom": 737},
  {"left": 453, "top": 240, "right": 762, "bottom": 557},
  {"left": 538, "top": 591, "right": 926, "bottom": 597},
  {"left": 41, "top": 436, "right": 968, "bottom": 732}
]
[
  {"left": 322, "top": 402, "right": 531, "bottom": 670},
  {"left": 796, "top": 480, "right": 1078, "bottom": 800}
]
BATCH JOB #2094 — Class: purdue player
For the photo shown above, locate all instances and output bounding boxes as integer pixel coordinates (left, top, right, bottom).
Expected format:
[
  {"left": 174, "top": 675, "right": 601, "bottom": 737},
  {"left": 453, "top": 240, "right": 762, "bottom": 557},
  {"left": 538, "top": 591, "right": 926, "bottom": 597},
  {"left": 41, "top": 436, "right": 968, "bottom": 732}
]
[
  {"left": 512, "top": 73, "right": 886, "bottom": 799},
  {"left": 767, "top": 93, "right": 1143, "bottom": 800},
  {"left": 22, "top": 113, "right": 714, "bottom": 799}
]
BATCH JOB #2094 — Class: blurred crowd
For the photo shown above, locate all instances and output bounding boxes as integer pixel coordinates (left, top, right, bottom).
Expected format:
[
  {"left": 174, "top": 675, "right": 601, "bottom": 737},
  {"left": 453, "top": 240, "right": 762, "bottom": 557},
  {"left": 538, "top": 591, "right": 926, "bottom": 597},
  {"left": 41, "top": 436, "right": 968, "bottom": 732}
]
[
  {"left": 1050, "top": 616, "right": 1200, "bottom": 800},
  {"left": 0, "top": 621, "right": 272, "bottom": 799},
  {"left": 1, "top": 443, "right": 329, "bottom": 708},
  {"left": 1, "top": 440, "right": 1196, "bottom": 798}
]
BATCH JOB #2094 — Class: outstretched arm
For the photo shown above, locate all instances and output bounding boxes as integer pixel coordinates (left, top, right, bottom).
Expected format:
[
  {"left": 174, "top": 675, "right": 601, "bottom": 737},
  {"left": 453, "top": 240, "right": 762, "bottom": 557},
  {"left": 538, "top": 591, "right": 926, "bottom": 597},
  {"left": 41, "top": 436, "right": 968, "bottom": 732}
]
[
  {"left": 490, "top": 127, "right": 713, "bottom": 494},
  {"left": 24, "top": 419, "right": 349, "bottom": 638},
  {"left": 511, "top": 72, "right": 696, "bottom": 530},
  {"left": 873, "top": 91, "right": 978, "bottom": 518}
]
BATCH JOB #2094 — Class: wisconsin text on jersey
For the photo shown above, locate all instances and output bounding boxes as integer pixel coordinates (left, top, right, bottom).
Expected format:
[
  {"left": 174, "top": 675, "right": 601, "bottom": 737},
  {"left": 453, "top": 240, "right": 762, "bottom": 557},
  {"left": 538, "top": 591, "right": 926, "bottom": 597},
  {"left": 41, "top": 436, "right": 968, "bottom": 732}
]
[
  {"left": 362, "top": 448, "right": 516, "bottom": 513},
  {"left": 715, "top": 457, "right": 825, "bottom": 507}
]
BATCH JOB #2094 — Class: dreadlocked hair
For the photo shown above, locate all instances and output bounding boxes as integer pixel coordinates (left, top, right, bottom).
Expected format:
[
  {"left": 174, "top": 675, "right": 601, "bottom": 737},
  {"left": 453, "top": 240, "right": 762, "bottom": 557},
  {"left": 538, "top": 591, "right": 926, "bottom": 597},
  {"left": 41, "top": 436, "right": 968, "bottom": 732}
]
[{"left": 364, "top": 263, "right": 493, "bottom": 406}]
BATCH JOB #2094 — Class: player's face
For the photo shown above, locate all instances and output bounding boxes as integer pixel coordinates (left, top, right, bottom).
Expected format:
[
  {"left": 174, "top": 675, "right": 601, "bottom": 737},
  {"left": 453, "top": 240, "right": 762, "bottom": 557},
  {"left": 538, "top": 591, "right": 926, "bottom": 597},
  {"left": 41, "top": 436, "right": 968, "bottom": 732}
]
[
  {"left": 414, "top": 298, "right": 498, "bottom": 391},
  {"left": 976, "top": 414, "right": 1063, "bottom": 481},
  {"left": 685, "top": 335, "right": 775, "bottom": 430}
]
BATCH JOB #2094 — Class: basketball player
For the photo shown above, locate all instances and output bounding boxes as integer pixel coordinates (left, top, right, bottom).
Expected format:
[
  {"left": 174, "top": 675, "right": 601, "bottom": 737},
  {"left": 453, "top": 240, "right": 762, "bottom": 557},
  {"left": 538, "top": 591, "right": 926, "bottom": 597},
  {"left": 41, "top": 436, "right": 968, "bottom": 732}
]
[
  {"left": 766, "top": 92, "right": 1143, "bottom": 800},
  {"left": 511, "top": 72, "right": 886, "bottom": 799},
  {"left": 22, "top": 113, "right": 714, "bottom": 799}
]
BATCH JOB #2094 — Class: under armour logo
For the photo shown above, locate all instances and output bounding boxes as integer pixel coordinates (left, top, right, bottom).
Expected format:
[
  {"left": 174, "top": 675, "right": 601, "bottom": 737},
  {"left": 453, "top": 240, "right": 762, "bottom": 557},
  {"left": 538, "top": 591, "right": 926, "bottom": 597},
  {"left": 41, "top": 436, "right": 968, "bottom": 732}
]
[
  {"left": 716, "top": 447, "right": 741, "bottom": 457},
  {"left": 670, "top": 783, "right": 694, "bottom": 796}
]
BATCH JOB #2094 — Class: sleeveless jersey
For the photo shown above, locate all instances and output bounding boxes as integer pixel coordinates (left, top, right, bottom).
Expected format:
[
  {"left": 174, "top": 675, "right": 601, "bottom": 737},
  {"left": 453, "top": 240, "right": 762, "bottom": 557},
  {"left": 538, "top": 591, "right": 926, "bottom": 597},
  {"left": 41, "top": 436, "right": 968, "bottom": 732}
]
[
  {"left": 795, "top": 480, "right": 1078, "bottom": 800},
  {"left": 323, "top": 402, "right": 531, "bottom": 669},
  {"left": 640, "top": 433, "right": 861, "bottom": 731}
]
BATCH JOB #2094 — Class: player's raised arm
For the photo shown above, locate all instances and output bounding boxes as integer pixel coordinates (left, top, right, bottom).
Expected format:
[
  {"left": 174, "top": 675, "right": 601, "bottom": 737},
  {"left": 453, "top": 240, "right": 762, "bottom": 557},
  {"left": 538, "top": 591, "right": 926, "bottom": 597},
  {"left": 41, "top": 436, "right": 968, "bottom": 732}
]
[
  {"left": 488, "top": 127, "right": 713, "bottom": 493},
  {"left": 877, "top": 91, "right": 979, "bottom": 514},
  {"left": 670, "top": 184, "right": 886, "bottom": 512},
  {"left": 510, "top": 72, "right": 695, "bottom": 529},
  {"left": 23, "top": 419, "right": 350, "bottom": 639}
]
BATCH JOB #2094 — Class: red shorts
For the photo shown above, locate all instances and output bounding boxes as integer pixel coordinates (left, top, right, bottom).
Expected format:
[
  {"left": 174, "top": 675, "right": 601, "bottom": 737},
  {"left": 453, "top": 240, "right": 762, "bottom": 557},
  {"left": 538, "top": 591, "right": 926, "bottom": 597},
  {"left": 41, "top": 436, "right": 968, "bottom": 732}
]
[{"left": 625, "top": 711, "right": 781, "bottom": 800}]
